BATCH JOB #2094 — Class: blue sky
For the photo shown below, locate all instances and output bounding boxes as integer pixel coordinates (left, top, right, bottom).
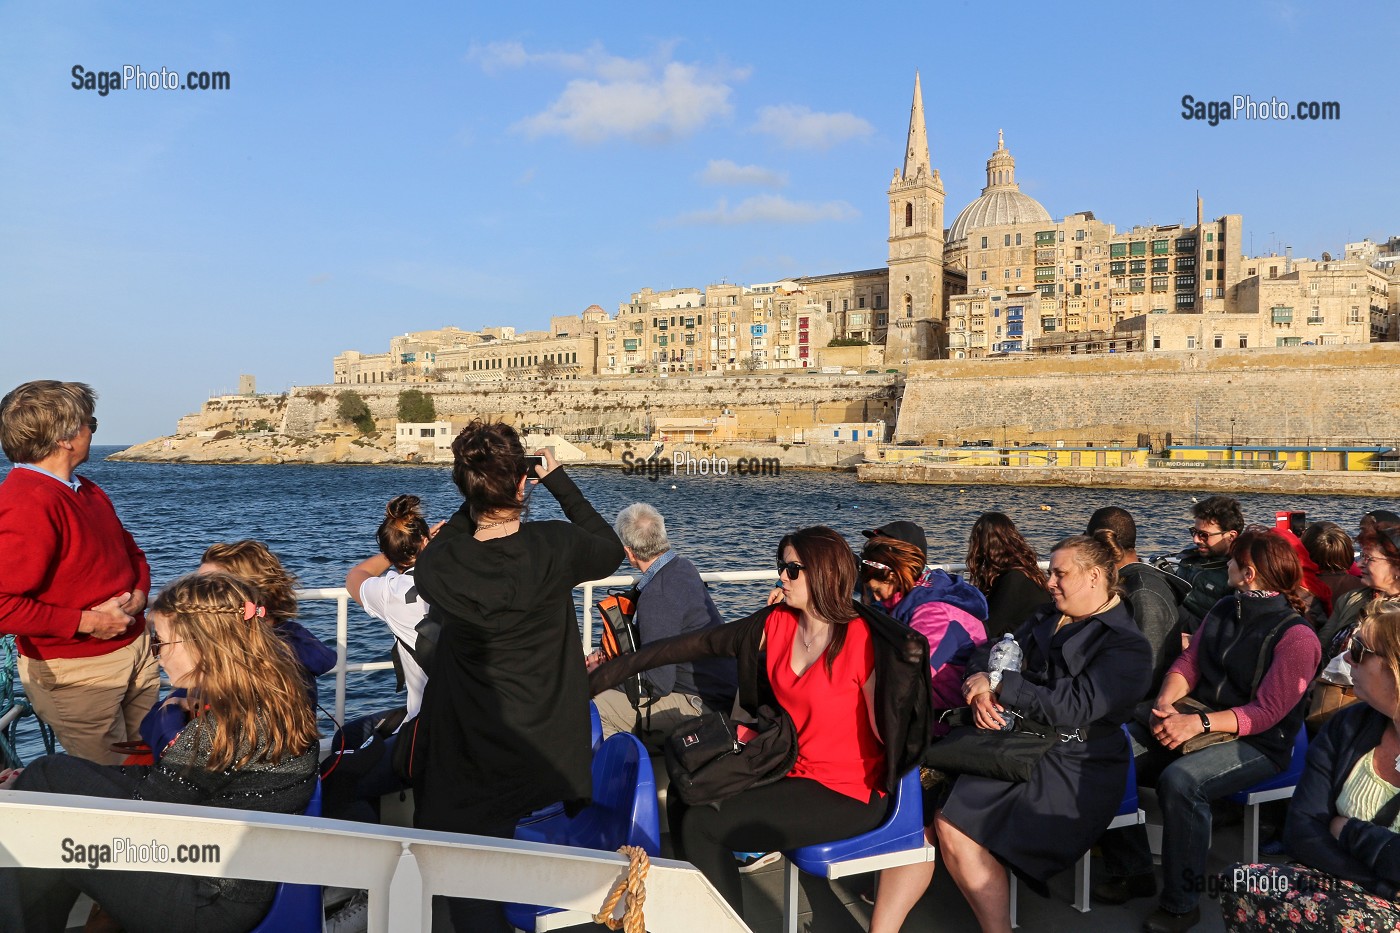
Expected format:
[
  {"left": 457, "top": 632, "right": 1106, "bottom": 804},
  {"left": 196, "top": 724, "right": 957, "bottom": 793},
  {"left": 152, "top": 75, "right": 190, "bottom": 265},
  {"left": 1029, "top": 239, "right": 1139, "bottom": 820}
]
[{"left": 2, "top": 1, "right": 1395, "bottom": 443}]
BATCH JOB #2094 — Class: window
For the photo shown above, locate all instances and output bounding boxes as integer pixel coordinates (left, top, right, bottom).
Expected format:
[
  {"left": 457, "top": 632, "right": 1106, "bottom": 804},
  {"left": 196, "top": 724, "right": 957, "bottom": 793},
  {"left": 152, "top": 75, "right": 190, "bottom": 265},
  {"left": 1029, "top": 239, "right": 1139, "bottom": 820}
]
[
  {"left": 981, "top": 236, "right": 988, "bottom": 249},
  {"left": 859, "top": 296, "right": 866, "bottom": 309},
  {"left": 1206, "top": 269, "right": 1214, "bottom": 280},
  {"left": 1130, "top": 259, "right": 1147, "bottom": 274},
  {"left": 1130, "top": 241, "right": 1147, "bottom": 257},
  {"left": 1152, "top": 335, "right": 1162, "bottom": 350},
  {"left": 1152, "top": 258, "right": 1169, "bottom": 273},
  {"left": 1152, "top": 239, "right": 1169, "bottom": 255},
  {"left": 1186, "top": 336, "right": 1197, "bottom": 349},
  {"left": 905, "top": 202, "right": 913, "bottom": 227},
  {"left": 1205, "top": 249, "right": 1214, "bottom": 261},
  {"left": 1276, "top": 337, "right": 1301, "bottom": 347},
  {"left": 1239, "top": 334, "right": 1249, "bottom": 348},
  {"left": 980, "top": 271, "right": 988, "bottom": 282},
  {"left": 842, "top": 299, "right": 848, "bottom": 312},
  {"left": 873, "top": 295, "right": 882, "bottom": 309},
  {"left": 1213, "top": 334, "right": 1223, "bottom": 349},
  {"left": 1350, "top": 306, "right": 1362, "bottom": 323},
  {"left": 826, "top": 301, "right": 832, "bottom": 312},
  {"left": 1152, "top": 276, "right": 1169, "bottom": 292},
  {"left": 1015, "top": 233, "right": 1022, "bottom": 245},
  {"left": 1004, "top": 234, "right": 1011, "bottom": 247},
  {"left": 1207, "top": 232, "right": 1214, "bottom": 242}
]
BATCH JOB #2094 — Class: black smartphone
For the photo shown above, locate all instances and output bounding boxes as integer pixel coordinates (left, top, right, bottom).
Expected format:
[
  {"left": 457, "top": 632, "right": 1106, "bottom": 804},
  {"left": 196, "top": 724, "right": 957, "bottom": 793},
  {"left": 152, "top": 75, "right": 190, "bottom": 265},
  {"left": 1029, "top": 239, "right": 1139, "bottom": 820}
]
[{"left": 523, "top": 455, "right": 546, "bottom": 473}]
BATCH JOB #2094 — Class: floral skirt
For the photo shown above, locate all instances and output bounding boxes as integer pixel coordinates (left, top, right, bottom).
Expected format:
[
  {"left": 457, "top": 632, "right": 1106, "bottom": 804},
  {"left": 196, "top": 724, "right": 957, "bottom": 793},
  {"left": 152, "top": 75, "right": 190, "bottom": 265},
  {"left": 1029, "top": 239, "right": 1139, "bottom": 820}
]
[{"left": 1220, "top": 862, "right": 1400, "bottom": 932}]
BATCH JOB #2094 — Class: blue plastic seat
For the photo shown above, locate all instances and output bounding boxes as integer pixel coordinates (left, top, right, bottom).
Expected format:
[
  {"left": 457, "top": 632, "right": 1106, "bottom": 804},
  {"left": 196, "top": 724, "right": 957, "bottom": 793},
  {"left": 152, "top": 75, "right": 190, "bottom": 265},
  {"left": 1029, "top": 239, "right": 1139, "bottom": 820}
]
[
  {"left": 249, "top": 778, "right": 324, "bottom": 933},
  {"left": 781, "top": 769, "right": 932, "bottom": 933},
  {"left": 505, "top": 732, "right": 660, "bottom": 931},
  {"left": 1227, "top": 727, "right": 1309, "bottom": 862}
]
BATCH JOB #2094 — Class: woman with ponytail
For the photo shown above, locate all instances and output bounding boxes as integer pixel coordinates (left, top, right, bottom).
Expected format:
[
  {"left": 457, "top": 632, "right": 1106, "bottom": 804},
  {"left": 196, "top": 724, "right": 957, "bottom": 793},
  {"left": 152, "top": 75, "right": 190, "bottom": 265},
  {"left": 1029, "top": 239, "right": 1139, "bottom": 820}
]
[
  {"left": 322, "top": 495, "right": 437, "bottom": 823},
  {"left": 413, "top": 421, "right": 624, "bottom": 932},
  {"left": 0, "top": 572, "right": 319, "bottom": 933},
  {"left": 1097, "top": 528, "right": 1323, "bottom": 933}
]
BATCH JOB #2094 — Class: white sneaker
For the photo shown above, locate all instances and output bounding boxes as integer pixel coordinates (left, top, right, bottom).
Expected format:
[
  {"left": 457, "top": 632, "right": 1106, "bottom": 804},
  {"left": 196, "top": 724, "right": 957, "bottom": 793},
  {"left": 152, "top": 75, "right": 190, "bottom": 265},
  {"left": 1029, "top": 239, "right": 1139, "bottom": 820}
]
[{"left": 326, "top": 891, "right": 369, "bottom": 933}]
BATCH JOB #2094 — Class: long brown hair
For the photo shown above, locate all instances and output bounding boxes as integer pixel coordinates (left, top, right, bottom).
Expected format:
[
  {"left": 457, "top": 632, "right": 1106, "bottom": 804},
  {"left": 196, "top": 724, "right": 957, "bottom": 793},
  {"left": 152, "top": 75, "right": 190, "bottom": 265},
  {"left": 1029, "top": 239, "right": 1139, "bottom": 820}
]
[
  {"left": 1231, "top": 527, "right": 1308, "bottom": 615},
  {"left": 777, "top": 526, "right": 859, "bottom": 676},
  {"left": 201, "top": 540, "right": 299, "bottom": 626},
  {"left": 860, "top": 535, "right": 925, "bottom": 597},
  {"left": 378, "top": 494, "right": 431, "bottom": 568},
  {"left": 966, "top": 512, "right": 1048, "bottom": 594},
  {"left": 151, "top": 573, "right": 319, "bottom": 769}
]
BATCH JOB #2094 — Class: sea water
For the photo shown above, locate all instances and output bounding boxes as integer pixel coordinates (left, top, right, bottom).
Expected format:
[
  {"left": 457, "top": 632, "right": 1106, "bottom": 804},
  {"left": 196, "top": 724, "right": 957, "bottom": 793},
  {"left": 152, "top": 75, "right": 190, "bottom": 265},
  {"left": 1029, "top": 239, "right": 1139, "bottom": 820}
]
[{"left": 6, "top": 446, "right": 1397, "bottom": 759}]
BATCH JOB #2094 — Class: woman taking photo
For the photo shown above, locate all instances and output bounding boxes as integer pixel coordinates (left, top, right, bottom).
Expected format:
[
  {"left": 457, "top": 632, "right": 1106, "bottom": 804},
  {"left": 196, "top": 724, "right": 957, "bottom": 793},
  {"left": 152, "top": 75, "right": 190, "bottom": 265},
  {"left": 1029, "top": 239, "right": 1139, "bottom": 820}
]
[
  {"left": 872, "top": 532, "right": 1150, "bottom": 933},
  {"left": 0, "top": 572, "right": 320, "bottom": 933},
  {"left": 965, "top": 512, "right": 1053, "bottom": 640},
  {"left": 412, "top": 421, "right": 625, "bottom": 932},
  {"left": 1218, "top": 600, "right": 1400, "bottom": 930},
  {"left": 1097, "top": 528, "right": 1322, "bottom": 933},
  {"left": 590, "top": 526, "right": 932, "bottom": 918}
]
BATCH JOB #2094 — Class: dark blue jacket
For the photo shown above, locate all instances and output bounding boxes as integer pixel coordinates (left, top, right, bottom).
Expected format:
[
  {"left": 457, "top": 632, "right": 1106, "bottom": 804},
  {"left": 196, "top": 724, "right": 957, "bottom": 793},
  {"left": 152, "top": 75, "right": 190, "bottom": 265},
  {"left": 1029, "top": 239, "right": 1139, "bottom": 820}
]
[{"left": 1284, "top": 703, "right": 1400, "bottom": 899}]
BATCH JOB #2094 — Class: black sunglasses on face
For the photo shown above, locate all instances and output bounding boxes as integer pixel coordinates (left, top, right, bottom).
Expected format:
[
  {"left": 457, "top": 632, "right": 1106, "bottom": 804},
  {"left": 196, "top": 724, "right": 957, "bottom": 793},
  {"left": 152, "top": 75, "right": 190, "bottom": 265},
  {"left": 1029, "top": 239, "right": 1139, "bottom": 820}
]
[
  {"left": 777, "top": 561, "right": 805, "bottom": 580},
  {"left": 1349, "top": 634, "right": 1376, "bottom": 667},
  {"left": 86, "top": 417, "right": 98, "bottom": 434},
  {"left": 150, "top": 630, "right": 182, "bottom": 660}
]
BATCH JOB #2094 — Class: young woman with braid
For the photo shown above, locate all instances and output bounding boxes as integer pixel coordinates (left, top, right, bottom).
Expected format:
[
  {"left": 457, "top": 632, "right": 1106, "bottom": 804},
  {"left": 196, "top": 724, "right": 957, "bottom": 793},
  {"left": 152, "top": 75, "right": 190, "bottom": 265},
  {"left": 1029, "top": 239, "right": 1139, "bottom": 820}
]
[{"left": 0, "top": 572, "right": 320, "bottom": 933}]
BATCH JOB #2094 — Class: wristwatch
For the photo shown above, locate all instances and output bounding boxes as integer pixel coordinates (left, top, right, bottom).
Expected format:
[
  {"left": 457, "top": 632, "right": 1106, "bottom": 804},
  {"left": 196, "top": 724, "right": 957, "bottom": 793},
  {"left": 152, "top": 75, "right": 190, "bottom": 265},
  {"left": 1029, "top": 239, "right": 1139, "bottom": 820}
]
[{"left": 1198, "top": 712, "right": 1212, "bottom": 733}]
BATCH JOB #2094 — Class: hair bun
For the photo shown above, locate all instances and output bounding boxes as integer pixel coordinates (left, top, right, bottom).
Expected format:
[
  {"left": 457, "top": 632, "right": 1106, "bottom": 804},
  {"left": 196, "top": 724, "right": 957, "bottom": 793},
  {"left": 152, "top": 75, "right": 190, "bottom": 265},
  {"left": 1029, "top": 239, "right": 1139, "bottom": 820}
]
[{"left": 385, "top": 494, "right": 422, "bottom": 521}]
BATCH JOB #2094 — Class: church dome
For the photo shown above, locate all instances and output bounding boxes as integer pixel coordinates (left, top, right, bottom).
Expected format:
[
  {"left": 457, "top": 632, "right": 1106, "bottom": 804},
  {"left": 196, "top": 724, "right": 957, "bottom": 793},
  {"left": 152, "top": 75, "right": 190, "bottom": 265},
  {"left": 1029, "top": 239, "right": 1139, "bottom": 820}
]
[{"left": 946, "top": 130, "right": 1051, "bottom": 244}]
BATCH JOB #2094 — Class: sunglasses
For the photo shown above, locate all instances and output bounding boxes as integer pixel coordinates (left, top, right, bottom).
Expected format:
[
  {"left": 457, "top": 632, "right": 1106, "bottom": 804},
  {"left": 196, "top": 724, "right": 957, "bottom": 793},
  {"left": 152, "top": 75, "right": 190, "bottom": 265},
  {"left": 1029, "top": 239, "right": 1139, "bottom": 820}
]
[
  {"left": 1190, "top": 528, "right": 1228, "bottom": 541},
  {"left": 150, "top": 629, "right": 183, "bottom": 660},
  {"left": 1348, "top": 634, "right": 1376, "bottom": 667},
  {"left": 87, "top": 417, "right": 98, "bottom": 434},
  {"left": 776, "top": 561, "right": 805, "bottom": 580}
]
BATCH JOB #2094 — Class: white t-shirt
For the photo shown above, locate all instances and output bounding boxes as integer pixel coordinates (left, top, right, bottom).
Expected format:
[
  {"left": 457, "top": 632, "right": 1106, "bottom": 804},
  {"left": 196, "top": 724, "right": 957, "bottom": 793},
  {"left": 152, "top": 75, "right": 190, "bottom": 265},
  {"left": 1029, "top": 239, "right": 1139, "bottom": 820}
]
[{"left": 357, "top": 568, "right": 429, "bottom": 721}]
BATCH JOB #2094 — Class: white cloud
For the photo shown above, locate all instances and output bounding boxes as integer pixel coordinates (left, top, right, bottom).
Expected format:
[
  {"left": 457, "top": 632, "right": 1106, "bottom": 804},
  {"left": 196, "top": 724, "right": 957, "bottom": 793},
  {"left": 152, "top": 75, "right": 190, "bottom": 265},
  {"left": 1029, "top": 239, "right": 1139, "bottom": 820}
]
[
  {"left": 751, "top": 105, "right": 874, "bottom": 149},
  {"left": 699, "top": 159, "right": 786, "bottom": 188},
  {"left": 469, "top": 41, "right": 744, "bottom": 144},
  {"left": 669, "top": 195, "right": 858, "bottom": 227}
]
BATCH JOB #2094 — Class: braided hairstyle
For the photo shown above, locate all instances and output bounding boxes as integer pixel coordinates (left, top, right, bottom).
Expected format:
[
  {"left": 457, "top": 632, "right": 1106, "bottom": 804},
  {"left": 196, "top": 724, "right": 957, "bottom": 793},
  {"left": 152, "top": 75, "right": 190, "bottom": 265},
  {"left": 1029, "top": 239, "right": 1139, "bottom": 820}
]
[
  {"left": 378, "top": 494, "right": 431, "bottom": 568},
  {"left": 150, "top": 572, "right": 319, "bottom": 770},
  {"left": 449, "top": 420, "right": 529, "bottom": 522},
  {"left": 200, "top": 540, "right": 299, "bottom": 626}
]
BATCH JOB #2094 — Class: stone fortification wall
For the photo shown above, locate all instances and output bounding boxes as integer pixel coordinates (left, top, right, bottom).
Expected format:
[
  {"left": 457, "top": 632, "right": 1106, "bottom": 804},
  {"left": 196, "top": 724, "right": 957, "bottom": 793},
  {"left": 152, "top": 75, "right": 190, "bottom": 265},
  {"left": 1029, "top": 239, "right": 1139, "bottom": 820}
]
[
  {"left": 895, "top": 344, "right": 1400, "bottom": 447},
  {"left": 281, "top": 375, "right": 899, "bottom": 438}
]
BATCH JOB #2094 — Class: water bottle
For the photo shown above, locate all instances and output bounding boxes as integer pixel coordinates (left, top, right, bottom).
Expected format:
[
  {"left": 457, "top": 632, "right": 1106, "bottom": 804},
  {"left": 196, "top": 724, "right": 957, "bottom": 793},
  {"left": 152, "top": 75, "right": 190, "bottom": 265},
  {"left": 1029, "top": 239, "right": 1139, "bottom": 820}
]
[{"left": 986, "top": 634, "right": 1023, "bottom": 730}]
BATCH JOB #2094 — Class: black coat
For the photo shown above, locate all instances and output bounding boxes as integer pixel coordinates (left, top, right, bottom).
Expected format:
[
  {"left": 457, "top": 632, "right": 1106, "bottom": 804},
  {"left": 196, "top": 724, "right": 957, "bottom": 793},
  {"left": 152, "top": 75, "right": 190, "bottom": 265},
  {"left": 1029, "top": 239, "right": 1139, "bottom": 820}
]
[
  {"left": 1284, "top": 702, "right": 1400, "bottom": 899},
  {"left": 590, "top": 601, "right": 934, "bottom": 796},
  {"left": 940, "top": 600, "right": 1151, "bottom": 885},
  {"left": 413, "top": 469, "right": 625, "bottom": 834}
]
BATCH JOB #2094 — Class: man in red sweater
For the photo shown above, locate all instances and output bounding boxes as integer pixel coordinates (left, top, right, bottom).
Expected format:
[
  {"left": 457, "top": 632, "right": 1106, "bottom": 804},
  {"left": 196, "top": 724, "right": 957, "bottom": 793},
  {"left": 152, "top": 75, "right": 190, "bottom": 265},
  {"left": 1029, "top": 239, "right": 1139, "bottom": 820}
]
[{"left": 0, "top": 380, "right": 159, "bottom": 763}]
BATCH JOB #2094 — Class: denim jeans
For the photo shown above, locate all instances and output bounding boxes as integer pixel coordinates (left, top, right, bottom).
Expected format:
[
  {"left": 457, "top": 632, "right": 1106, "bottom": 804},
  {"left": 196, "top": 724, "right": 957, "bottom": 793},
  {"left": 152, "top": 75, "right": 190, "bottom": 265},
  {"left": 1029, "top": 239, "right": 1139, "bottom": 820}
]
[{"left": 1100, "top": 720, "right": 1281, "bottom": 913}]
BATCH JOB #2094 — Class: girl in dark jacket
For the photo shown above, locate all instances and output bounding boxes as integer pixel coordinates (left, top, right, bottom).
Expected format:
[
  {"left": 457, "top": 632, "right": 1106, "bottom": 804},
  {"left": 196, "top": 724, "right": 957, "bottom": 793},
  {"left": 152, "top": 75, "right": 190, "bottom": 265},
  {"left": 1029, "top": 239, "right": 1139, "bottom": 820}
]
[{"left": 1218, "top": 600, "right": 1400, "bottom": 930}]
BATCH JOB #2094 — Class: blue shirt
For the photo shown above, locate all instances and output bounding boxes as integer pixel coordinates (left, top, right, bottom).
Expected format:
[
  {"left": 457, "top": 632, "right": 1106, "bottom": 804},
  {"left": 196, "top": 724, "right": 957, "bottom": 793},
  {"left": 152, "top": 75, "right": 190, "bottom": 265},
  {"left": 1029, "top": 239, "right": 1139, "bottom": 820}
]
[
  {"left": 15, "top": 463, "right": 82, "bottom": 493},
  {"left": 635, "top": 549, "right": 676, "bottom": 591}
]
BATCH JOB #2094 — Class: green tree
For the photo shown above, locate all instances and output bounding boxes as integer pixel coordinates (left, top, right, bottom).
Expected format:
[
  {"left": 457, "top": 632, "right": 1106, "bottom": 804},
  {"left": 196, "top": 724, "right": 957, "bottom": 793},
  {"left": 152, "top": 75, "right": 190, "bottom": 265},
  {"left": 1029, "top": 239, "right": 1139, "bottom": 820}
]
[
  {"left": 336, "top": 390, "right": 375, "bottom": 434},
  {"left": 397, "top": 388, "right": 436, "bottom": 423}
]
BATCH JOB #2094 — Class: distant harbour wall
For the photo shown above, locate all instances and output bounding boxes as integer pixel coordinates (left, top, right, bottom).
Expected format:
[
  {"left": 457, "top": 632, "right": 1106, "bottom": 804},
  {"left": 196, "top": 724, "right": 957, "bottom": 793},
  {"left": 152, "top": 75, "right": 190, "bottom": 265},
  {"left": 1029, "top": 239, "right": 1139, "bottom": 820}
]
[{"left": 895, "top": 344, "right": 1400, "bottom": 448}]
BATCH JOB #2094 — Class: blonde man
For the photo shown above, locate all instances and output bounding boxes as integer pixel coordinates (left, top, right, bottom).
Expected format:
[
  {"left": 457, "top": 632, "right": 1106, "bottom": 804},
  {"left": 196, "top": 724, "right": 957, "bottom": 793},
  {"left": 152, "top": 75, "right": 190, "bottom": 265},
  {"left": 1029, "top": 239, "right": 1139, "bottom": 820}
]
[{"left": 0, "top": 380, "right": 158, "bottom": 762}]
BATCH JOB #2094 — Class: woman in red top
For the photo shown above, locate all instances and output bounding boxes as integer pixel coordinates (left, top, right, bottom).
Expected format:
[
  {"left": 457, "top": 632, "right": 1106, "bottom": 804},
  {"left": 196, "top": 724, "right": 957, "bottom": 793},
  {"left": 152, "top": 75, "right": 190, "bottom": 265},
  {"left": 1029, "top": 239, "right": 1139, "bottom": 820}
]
[{"left": 595, "top": 526, "right": 890, "bottom": 913}]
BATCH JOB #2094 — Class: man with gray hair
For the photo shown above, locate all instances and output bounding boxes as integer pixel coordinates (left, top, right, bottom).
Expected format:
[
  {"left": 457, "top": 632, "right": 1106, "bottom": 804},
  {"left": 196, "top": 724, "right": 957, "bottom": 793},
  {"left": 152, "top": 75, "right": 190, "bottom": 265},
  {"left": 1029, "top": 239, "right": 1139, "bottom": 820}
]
[
  {"left": 591, "top": 503, "right": 736, "bottom": 740},
  {"left": 0, "top": 380, "right": 159, "bottom": 763}
]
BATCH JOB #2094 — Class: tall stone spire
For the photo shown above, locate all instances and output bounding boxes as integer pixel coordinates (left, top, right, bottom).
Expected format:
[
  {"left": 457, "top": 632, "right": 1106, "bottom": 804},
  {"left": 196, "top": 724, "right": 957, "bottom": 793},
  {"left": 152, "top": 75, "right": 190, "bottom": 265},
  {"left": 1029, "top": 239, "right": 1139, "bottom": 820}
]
[{"left": 903, "top": 72, "right": 931, "bottom": 180}]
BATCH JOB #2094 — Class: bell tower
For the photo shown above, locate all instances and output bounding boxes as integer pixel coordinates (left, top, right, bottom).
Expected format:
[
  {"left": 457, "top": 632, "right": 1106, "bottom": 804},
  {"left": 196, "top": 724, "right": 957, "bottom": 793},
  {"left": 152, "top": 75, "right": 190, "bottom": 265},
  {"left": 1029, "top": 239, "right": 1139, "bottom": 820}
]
[{"left": 886, "top": 72, "right": 946, "bottom": 362}]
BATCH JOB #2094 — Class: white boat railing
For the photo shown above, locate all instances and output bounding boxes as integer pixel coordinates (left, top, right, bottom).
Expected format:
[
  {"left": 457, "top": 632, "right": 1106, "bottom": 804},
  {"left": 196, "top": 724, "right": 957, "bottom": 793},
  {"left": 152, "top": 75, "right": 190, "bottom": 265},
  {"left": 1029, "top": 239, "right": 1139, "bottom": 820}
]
[
  {"left": 307, "top": 563, "right": 977, "bottom": 726},
  {"left": 0, "top": 789, "right": 752, "bottom": 933}
]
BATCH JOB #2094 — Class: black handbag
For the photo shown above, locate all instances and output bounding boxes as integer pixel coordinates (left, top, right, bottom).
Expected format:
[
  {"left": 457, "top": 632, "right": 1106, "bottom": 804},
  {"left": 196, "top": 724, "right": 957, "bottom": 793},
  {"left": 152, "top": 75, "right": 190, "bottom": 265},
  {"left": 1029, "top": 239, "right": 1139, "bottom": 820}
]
[
  {"left": 664, "top": 705, "right": 798, "bottom": 807},
  {"left": 921, "top": 708, "right": 1056, "bottom": 783}
]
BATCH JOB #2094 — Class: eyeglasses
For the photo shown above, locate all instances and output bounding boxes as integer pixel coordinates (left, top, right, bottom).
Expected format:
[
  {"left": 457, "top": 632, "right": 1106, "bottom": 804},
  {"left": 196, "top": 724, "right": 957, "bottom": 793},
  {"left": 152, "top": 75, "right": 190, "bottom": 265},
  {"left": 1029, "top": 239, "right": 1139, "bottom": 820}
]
[
  {"left": 777, "top": 561, "right": 805, "bottom": 580},
  {"left": 150, "top": 630, "right": 183, "bottom": 660},
  {"left": 860, "top": 558, "right": 893, "bottom": 577},
  {"left": 1359, "top": 553, "right": 1394, "bottom": 566},
  {"left": 1348, "top": 634, "right": 1377, "bottom": 667},
  {"left": 1190, "top": 527, "right": 1229, "bottom": 541},
  {"left": 87, "top": 417, "right": 98, "bottom": 434}
]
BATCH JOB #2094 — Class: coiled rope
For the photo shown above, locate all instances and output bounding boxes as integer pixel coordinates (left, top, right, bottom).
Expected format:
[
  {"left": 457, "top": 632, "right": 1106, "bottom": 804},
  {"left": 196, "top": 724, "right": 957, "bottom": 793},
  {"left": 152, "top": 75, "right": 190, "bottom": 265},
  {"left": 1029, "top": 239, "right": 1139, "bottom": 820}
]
[
  {"left": 592, "top": 845, "right": 649, "bottom": 933},
  {"left": 1, "top": 635, "right": 56, "bottom": 769}
]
